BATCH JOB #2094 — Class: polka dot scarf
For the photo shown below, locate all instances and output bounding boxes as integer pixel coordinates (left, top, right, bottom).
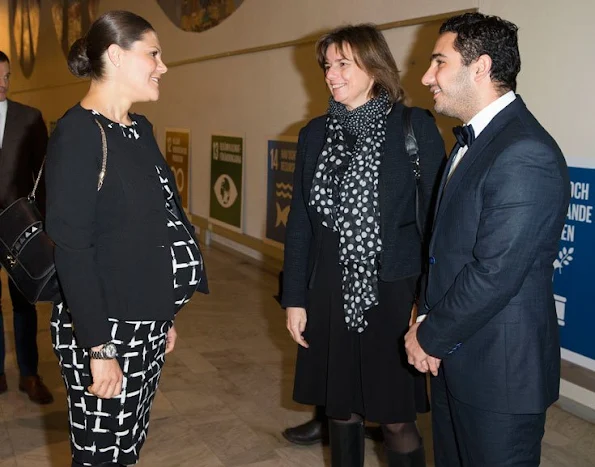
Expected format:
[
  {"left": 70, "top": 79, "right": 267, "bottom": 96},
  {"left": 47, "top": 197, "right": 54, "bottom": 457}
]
[{"left": 309, "top": 90, "right": 390, "bottom": 332}]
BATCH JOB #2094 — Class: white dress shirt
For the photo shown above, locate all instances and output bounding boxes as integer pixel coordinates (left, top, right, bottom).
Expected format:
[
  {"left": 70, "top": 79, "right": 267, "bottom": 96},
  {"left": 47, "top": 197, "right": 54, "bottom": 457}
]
[
  {"left": 447, "top": 91, "right": 517, "bottom": 179},
  {"left": 0, "top": 99, "right": 7, "bottom": 149}
]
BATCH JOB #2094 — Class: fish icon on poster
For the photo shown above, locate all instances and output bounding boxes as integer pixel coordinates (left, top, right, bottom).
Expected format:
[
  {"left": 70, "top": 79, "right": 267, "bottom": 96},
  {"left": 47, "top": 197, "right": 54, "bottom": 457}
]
[{"left": 276, "top": 203, "right": 290, "bottom": 227}]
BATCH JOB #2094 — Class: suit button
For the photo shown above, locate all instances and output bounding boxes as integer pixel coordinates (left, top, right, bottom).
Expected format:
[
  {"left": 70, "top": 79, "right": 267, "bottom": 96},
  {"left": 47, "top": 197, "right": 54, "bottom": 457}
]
[
  {"left": 424, "top": 304, "right": 430, "bottom": 311},
  {"left": 429, "top": 256, "right": 436, "bottom": 265}
]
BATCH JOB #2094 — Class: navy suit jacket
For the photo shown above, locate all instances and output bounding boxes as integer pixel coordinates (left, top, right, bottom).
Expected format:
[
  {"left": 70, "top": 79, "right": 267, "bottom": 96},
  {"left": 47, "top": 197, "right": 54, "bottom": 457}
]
[{"left": 417, "top": 96, "right": 570, "bottom": 414}]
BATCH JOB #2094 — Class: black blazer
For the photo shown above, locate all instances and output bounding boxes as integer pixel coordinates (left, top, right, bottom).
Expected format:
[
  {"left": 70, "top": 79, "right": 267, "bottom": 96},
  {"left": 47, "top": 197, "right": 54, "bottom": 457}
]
[
  {"left": 0, "top": 99, "right": 47, "bottom": 209},
  {"left": 282, "top": 103, "right": 445, "bottom": 309},
  {"left": 46, "top": 104, "right": 206, "bottom": 348},
  {"left": 417, "top": 96, "right": 570, "bottom": 414}
]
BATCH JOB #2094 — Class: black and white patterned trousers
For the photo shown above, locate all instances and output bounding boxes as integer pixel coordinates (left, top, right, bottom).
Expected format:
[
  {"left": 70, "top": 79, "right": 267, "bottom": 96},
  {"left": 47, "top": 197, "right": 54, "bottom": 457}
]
[{"left": 50, "top": 303, "right": 172, "bottom": 466}]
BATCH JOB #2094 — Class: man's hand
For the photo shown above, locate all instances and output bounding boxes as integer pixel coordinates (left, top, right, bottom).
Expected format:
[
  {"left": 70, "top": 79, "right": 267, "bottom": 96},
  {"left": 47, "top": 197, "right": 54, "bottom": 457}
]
[
  {"left": 405, "top": 322, "right": 431, "bottom": 374},
  {"left": 426, "top": 356, "right": 442, "bottom": 377},
  {"left": 286, "top": 307, "right": 309, "bottom": 348},
  {"left": 405, "top": 323, "right": 442, "bottom": 376}
]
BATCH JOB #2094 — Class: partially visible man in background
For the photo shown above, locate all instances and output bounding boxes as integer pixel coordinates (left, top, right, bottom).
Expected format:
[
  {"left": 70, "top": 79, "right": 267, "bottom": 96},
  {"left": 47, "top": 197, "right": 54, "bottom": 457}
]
[{"left": 0, "top": 50, "right": 53, "bottom": 404}]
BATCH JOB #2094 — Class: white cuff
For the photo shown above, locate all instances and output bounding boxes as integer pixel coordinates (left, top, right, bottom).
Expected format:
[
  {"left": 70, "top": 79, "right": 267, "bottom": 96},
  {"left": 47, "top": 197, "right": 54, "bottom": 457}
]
[{"left": 416, "top": 314, "right": 427, "bottom": 323}]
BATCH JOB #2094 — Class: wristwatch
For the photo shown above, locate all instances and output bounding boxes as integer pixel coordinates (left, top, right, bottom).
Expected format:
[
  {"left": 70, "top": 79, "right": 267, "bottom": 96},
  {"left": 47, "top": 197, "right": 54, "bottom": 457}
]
[{"left": 89, "top": 342, "right": 118, "bottom": 360}]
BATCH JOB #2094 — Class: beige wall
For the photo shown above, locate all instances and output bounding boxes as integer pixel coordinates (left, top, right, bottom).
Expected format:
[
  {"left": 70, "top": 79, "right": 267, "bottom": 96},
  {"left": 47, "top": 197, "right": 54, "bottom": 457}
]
[
  {"left": 479, "top": 0, "right": 595, "bottom": 169},
  {"left": 3, "top": 0, "right": 590, "bottom": 231},
  {"left": 0, "top": 0, "right": 8, "bottom": 58},
  {"left": 4, "top": 0, "right": 591, "bottom": 235},
  {"left": 97, "top": 0, "right": 477, "bottom": 64},
  {"left": 3, "top": 0, "right": 472, "bottom": 239}
]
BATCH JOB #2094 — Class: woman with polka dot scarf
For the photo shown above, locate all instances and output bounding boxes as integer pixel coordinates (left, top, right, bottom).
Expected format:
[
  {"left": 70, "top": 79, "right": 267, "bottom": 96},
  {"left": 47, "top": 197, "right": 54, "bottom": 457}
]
[{"left": 282, "top": 24, "right": 445, "bottom": 467}]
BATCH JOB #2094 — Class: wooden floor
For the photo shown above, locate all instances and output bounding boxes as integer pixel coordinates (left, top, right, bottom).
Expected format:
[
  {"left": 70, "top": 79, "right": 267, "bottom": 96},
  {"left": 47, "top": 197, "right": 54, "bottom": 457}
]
[{"left": 0, "top": 246, "right": 594, "bottom": 466}]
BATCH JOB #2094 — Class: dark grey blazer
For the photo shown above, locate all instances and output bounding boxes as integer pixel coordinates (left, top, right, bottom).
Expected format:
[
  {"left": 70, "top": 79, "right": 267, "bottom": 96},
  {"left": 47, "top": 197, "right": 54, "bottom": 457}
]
[
  {"left": 282, "top": 103, "right": 445, "bottom": 309},
  {"left": 46, "top": 104, "right": 206, "bottom": 348},
  {"left": 0, "top": 99, "right": 48, "bottom": 209},
  {"left": 417, "top": 96, "right": 570, "bottom": 414}
]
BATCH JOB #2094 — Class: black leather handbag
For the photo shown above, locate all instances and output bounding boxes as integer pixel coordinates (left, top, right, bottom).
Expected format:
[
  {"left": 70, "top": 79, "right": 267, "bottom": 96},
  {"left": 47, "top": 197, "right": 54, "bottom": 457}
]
[
  {"left": 0, "top": 119, "right": 107, "bottom": 304},
  {"left": 0, "top": 167, "right": 60, "bottom": 303}
]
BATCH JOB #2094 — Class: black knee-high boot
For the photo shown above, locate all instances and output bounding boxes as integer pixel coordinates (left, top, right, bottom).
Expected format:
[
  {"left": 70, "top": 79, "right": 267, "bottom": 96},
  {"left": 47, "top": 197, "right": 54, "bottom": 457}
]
[
  {"left": 328, "top": 419, "right": 365, "bottom": 467},
  {"left": 385, "top": 445, "right": 426, "bottom": 467}
]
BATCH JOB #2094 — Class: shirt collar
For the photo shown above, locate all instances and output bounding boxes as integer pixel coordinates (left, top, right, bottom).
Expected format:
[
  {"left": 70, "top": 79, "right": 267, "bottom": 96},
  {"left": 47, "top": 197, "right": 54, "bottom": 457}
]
[
  {"left": 467, "top": 91, "right": 516, "bottom": 138},
  {"left": 0, "top": 99, "right": 7, "bottom": 114}
]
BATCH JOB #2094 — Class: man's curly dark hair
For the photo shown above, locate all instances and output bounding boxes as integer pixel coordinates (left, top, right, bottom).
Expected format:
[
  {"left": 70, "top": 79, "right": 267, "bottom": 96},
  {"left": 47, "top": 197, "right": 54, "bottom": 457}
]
[{"left": 440, "top": 13, "right": 520, "bottom": 93}]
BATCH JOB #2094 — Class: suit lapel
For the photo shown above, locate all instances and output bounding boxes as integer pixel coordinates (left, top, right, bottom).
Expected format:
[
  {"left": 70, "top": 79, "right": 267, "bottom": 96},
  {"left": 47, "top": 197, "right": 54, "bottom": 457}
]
[
  {"left": 433, "top": 134, "right": 494, "bottom": 228},
  {"left": 432, "top": 143, "right": 460, "bottom": 224},
  {"left": 432, "top": 96, "right": 525, "bottom": 233}
]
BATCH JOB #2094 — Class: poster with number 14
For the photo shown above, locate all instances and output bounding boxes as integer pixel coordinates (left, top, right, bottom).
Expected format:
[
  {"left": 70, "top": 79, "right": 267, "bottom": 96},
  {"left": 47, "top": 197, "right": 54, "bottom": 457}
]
[{"left": 266, "top": 138, "right": 297, "bottom": 245}]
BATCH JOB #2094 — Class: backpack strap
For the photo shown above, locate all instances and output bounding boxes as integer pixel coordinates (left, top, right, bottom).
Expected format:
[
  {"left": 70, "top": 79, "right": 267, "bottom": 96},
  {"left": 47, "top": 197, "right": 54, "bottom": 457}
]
[{"left": 401, "top": 107, "right": 423, "bottom": 237}]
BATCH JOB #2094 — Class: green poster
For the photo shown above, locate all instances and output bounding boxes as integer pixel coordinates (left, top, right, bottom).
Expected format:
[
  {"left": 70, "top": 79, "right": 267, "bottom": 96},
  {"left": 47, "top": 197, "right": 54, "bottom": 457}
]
[
  {"left": 209, "top": 135, "right": 244, "bottom": 230},
  {"left": 165, "top": 129, "right": 190, "bottom": 210}
]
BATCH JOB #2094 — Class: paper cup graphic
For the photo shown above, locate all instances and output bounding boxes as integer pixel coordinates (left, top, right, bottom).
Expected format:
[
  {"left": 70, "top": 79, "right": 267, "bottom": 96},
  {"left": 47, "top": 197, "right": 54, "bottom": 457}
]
[{"left": 554, "top": 294, "right": 567, "bottom": 326}]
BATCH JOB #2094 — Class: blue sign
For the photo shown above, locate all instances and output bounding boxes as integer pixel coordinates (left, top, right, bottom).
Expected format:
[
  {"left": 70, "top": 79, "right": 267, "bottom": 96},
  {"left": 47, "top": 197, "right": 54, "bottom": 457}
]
[
  {"left": 266, "top": 139, "right": 297, "bottom": 244},
  {"left": 554, "top": 167, "right": 595, "bottom": 367}
]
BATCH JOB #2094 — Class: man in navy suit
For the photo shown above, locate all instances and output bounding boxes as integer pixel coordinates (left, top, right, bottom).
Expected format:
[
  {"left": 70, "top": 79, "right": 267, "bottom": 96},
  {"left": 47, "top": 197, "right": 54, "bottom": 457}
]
[{"left": 404, "top": 13, "right": 570, "bottom": 466}]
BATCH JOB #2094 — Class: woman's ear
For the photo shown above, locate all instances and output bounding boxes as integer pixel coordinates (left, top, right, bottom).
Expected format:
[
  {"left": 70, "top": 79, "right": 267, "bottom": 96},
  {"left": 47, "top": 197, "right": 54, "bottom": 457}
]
[{"left": 106, "top": 44, "right": 122, "bottom": 69}]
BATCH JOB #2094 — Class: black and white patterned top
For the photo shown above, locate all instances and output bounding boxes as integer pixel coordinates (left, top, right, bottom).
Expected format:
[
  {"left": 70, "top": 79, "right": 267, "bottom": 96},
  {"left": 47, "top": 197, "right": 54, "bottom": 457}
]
[
  {"left": 90, "top": 109, "right": 205, "bottom": 313},
  {"left": 155, "top": 164, "right": 205, "bottom": 312},
  {"left": 90, "top": 109, "right": 140, "bottom": 139}
]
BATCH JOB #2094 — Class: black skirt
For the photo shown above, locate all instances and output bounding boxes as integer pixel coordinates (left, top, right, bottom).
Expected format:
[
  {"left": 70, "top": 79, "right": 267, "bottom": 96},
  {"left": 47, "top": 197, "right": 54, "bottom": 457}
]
[{"left": 293, "top": 226, "right": 430, "bottom": 423}]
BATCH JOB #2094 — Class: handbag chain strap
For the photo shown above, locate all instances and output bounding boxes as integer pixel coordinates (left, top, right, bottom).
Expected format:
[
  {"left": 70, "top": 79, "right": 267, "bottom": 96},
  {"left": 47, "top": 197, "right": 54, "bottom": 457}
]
[
  {"left": 29, "top": 159, "right": 45, "bottom": 201},
  {"left": 94, "top": 119, "right": 108, "bottom": 191},
  {"left": 29, "top": 118, "right": 109, "bottom": 200}
]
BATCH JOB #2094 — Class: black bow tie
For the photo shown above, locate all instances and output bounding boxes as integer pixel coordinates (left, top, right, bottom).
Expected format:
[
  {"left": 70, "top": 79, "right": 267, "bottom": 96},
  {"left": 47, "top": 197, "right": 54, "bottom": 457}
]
[{"left": 453, "top": 125, "right": 476, "bottom": 148}]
